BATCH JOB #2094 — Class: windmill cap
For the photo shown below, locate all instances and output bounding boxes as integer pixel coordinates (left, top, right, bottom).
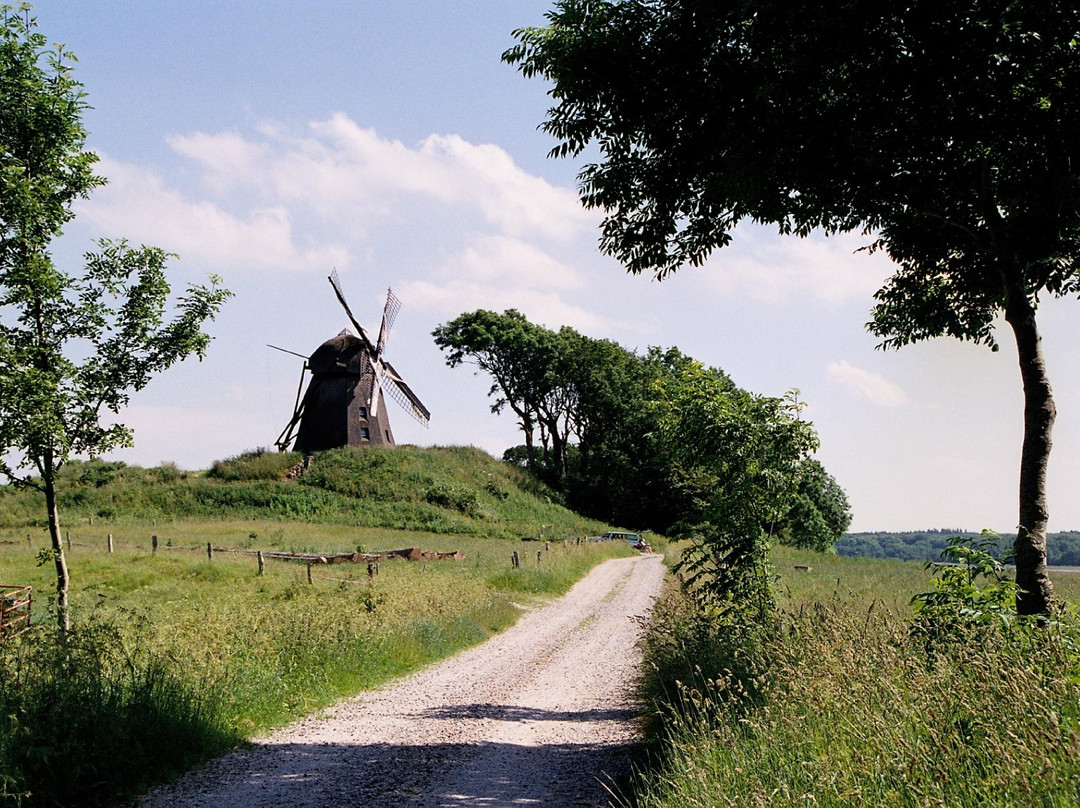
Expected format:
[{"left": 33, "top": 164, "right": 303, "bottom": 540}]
[{"left": 308, "top": 330, "right": 368, "bottom": 375}]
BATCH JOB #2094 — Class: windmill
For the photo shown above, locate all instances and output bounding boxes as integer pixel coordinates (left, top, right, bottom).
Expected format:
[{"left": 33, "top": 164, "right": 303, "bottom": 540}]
[{"left": 274, "top": 272, "right": 430, "bottom": 454}]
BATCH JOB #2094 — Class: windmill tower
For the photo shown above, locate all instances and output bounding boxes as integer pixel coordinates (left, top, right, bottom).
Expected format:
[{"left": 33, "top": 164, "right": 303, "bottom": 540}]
[{"left": 274, "top": 272, "right": 430, "bottom": 454}]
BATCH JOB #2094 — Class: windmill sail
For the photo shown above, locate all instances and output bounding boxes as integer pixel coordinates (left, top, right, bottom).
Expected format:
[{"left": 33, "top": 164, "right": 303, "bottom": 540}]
[
  {"left": 329, "top": 270, "right": 376, "bottom": 353},
  {"left": 376, "top": 288, "right": 401, "bottom": 357},
  {"left": 381, "top": 361, "right": 431, "bottom": 425},
  {"left": 274, "top": 364, "right": 309, "bottom": 451}
]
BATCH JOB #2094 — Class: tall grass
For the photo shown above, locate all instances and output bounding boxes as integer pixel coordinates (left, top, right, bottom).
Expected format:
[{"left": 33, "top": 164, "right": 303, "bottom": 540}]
[
  {"left": 0, "top": 444, "right": 630, "bottom": 805},
  {"left": 0, "top": 620, "right": 238, "bottom": 807},
  {"left": 627, "top": 549, "right": 1080, "bottom": 807},
  {"left": 0, "top": 530, "right": 629, "bottom": 807}
]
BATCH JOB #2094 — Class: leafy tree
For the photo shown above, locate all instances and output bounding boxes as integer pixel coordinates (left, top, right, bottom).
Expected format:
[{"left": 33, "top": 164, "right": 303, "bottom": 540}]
[
  {"left": 505, "top": 1, "right": 1080, "bottom": 614},
  {"left": 0, "top": 5, "right": 231, "bottom": 630},
  {"left": 433, "top": 309, "right": 574, "bottom": 481},
  {"left": 780, "top": 458, "right": 852, "bottom": 552},
  {"left": 437, "top": 307, "right": 846, "bottom": 564},
  {"left": 655, "top": 363, "right": 819, "bottom": 616}
]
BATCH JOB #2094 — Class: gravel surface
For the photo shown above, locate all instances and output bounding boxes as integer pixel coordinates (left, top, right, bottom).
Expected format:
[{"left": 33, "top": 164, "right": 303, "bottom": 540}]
[{"left": 138, "top": 553, "right": 666, "bottom": 808}]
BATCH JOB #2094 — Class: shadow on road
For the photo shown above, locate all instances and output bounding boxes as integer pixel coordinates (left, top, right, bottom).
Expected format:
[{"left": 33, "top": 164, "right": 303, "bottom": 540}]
[
  {"left": 142, "top": 736, "right": 636, "bottom": 807},
  {"left": 419, "top": 702, "right": 639, "bottom": 724}
]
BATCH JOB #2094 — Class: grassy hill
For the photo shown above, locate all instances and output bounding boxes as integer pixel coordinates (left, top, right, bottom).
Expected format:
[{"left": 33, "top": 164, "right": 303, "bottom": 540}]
[{"left": 0, "top": 444, "right": 613, "bottom": 540}]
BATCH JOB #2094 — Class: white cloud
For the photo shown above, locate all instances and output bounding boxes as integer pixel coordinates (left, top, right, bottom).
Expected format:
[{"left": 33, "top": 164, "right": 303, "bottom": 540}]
[
  {"left": 441, "top": 235, "right": 584, "bottom": 290},
  {"left": 827, "top": 360, "right": 909, "bottom": 408},
  {"left": 402, "top": 279, "right": 605, "bottom": 334},
  {"left": 76, "top": 115, "right": 594, "bottom": 284},
  {"left": 699, "top": 229, "right": 893, "bottom": 304},
  {"left": 165, "top": 114, "right": 590, "bottom": 241},
  {"left": 398, "top": 234, "right": 605, "bottom": 332},
  {"left": 79, "top": 158, "right": 350, "bottom": 272}
]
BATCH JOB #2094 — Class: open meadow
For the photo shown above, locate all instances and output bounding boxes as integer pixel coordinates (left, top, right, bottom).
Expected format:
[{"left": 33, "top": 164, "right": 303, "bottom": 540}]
[{"left": 0, "top": 448, "right": 635, "bottom": 807}]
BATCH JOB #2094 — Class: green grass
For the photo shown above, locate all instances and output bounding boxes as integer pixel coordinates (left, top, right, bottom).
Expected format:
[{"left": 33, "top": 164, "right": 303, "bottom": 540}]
[
  {"left": 626, "top": 546, "right": 1080, "bottom": 808},
  {"left": 0, "top": 531, "right": 630, "bottom": 807},
  {"left": 0, "top": 445, "right": 633, "bottom": 807},
  {"left": 0, "top": 447, "right": 614, "bottom": 540}
]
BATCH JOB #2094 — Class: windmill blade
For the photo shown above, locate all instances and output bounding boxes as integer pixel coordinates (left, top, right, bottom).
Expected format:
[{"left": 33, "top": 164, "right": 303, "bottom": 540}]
[
  {"left": 375, "top": 287, "right": 401, "bottom": 357},
  {"left": 328, "top": 270, "right": 376, "bottom": 353},
  {"left": 274, "top": 402, "right": 304, "bottom": 452},
  {"left": 274, "top": 365, "right": 309, "bottom": 451},
  {"left": 266, "top": 343, "right": 308, "bottom": 360},
  {"left": 380, "top": 361, "right": 431, "bottom": 425}
]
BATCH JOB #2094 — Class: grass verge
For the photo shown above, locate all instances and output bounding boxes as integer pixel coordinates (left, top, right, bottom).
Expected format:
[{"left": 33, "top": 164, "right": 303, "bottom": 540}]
[{"left": 624, "top": 547, "right": 1080, "bottom": 807}]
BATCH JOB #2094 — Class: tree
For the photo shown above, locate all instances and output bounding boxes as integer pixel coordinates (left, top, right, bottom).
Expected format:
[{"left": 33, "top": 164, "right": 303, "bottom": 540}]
[
  {"left": 433, "top": 309, "right": 575, "bottom": 481},
  {"left": 781, "top": 458, "right": 853, "bottom": 552},
  {"left": 0, "top": 6, "right": 231, "bottom": 631},
  {"left": 654, "top": 363, "right": 818, "bottom": 615},
  {"left": 506, "top": 0, "right": 1080, "bottom": 614}
]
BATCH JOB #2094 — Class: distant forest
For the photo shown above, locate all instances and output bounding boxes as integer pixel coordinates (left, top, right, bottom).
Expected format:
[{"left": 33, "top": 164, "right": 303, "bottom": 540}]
[{"left": 838, "top": 529, "right": 1080, "bottom": 567}]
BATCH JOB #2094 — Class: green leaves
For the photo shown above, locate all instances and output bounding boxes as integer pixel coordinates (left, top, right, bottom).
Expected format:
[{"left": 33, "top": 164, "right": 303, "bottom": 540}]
[
  {"left": 0, "top": 4, "right": 231, "bottom": 629},
  {"left": 912, "top": 532, "right": 1021, "bottom": 626},
  {"left": 655, "top": 367, "right": 820, "bottom": 614},
  {"left": 0, "top": 238, "right": 232, "bottom": 478}
]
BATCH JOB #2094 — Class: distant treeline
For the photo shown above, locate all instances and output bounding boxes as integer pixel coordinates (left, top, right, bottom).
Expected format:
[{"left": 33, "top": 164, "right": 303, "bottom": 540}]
[{"left": 837, "top": 529, "right": 1080, "bottom": 567}]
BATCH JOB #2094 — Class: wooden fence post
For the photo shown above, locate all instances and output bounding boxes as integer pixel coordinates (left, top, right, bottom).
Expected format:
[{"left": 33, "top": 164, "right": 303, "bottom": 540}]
[
  {"left": 257, "top": 551, "right": 265, "bottom": 576},
  {"left": 108, "top": 534, "right": 114, "bottom": 554},
  {"left": 511, "top": 551, "right": 520, "bottom": 569},
  {"left": 207, "top": 542, "right": 213, "bottom": 561},
  {"left": 306, "top": 563, "right": 313, "bottom": 585},
  {"left": 152, "top": 535, "right": 158, "bottom": 554}
]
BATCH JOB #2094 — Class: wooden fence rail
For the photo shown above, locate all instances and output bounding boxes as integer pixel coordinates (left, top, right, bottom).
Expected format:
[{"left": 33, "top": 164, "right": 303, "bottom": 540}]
[{"left": 0, "top": 585, "right": 32, "bottom": 639}]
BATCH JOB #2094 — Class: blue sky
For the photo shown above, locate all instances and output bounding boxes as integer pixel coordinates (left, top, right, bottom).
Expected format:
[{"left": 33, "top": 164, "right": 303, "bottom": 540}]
[{"left": 24, "top": 1, "right": 1080, "bottom": 532}]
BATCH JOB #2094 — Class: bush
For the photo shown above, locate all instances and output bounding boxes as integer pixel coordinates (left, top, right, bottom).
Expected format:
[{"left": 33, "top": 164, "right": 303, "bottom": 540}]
[
  {"left": 424, "top": 483, "right": 480, "bottom": 515},
  {"left": 207, "top": 449, "right": 301, "bottom": 482},
  {"left": 149, "top": 461, "right": 186, "bottom": 483}
]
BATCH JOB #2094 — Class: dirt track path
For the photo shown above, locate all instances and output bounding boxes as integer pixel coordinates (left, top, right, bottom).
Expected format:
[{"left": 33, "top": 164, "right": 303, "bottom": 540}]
[{"left": 139, "top": 554, "right": 667, "bottom": 808}]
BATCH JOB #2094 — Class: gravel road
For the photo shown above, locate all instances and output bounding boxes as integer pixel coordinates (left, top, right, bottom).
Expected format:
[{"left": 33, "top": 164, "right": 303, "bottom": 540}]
[{"left": 138, "top": 553, "right": 666, "bottom": 808}]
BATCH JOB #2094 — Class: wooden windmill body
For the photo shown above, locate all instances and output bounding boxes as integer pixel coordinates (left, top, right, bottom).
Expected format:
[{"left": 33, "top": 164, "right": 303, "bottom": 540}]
[{"left": 275, "top": 274, "right": 430, "bottom": 454}]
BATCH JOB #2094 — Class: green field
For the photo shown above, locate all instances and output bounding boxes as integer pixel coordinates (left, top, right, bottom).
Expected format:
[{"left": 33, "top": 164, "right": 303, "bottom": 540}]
[
  {"left": 4, "top": 446, "right": 1076, "bottom": 807},
  {"left": 0, "top": 447, "right": 634, "bottom": 807}
]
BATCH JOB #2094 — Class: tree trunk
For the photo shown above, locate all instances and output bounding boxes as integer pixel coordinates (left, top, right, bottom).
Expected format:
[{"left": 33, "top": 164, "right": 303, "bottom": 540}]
[
  {"left": 43, "top": 465, "right": 70, "bottom": 632},
  {"left": 1004, "top": 292, "right": 1055, "bottom": 615},
  {"left": 521, "top": 413, "right": 537, "bottom": 471}
]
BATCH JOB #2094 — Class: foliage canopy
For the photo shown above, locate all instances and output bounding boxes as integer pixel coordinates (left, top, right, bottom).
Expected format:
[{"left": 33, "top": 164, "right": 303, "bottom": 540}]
[
  {"left": 435, "top": 308, "right": 851, "bottom": 608},
  {"left": 506, "top": 0, "right": 1080, "bottom": 613}
]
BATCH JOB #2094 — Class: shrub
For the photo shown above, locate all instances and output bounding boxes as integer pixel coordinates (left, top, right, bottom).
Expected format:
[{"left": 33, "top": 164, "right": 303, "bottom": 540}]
[
  {"left": 207, "top": 449, "right": 301, "bottom": 482},
  {"left": 424, "top": 483, "right": 480, "bottom": 516},
  {"left": 910, "top": 532, "right": 1019, "bottom": 632},
  {"left": 149, "top": 461, "right": 186, "bottom": 483}
]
